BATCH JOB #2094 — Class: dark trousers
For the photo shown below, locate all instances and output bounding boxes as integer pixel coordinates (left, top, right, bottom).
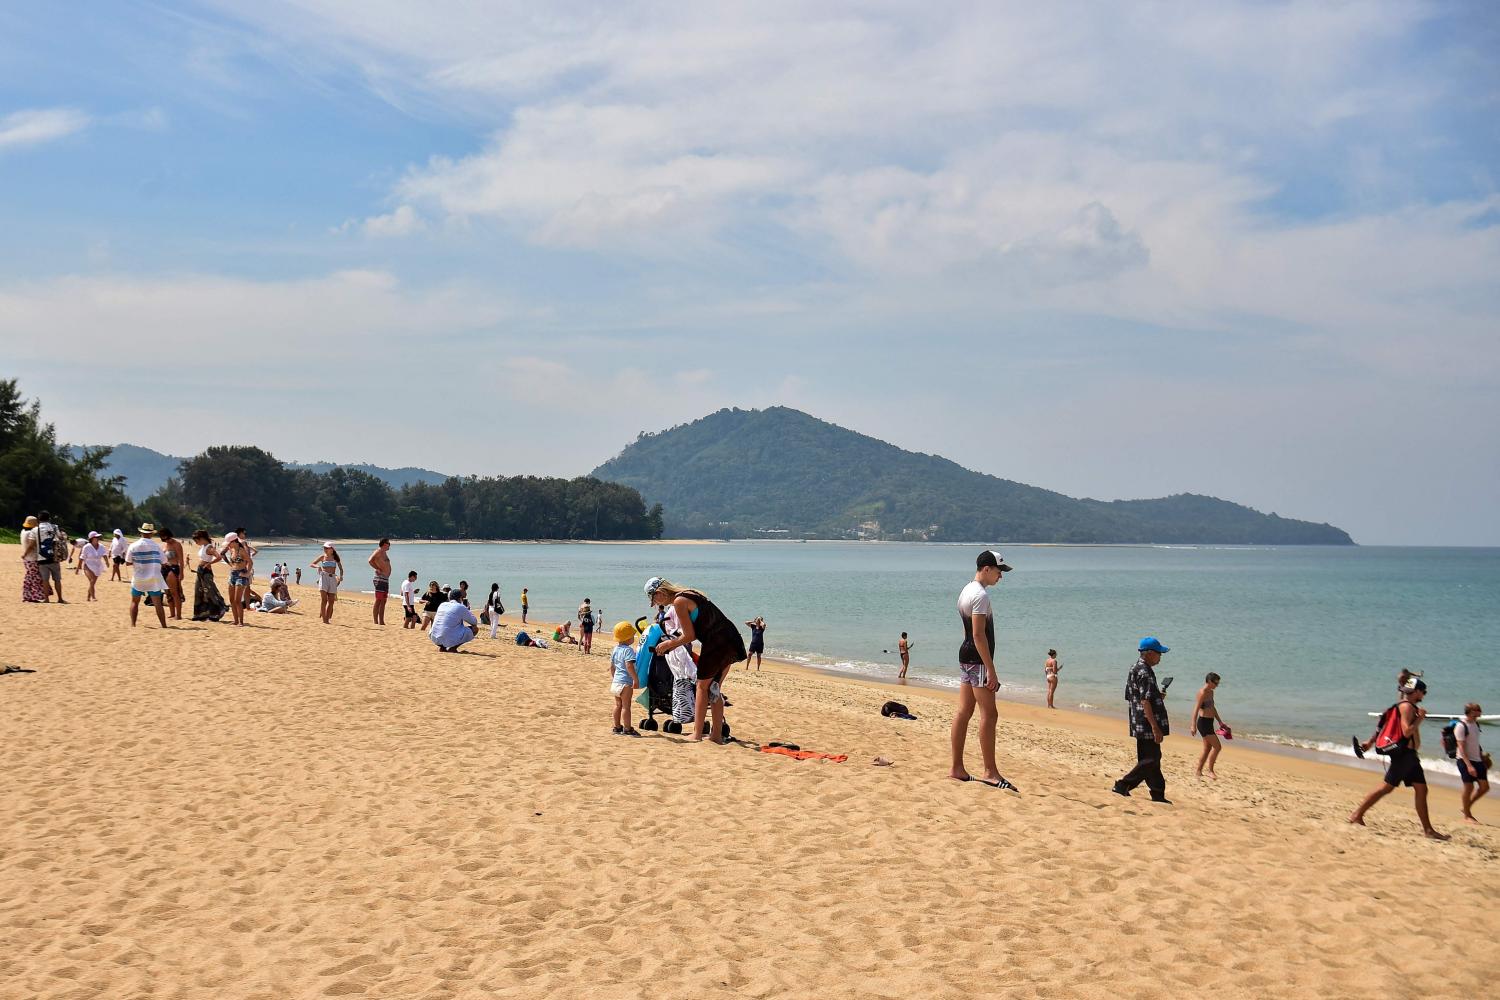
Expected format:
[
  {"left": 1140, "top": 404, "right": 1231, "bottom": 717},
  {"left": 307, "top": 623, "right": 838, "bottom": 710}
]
[{"left": 1119, "top": 737, "right": 1166, "bottom": 796}]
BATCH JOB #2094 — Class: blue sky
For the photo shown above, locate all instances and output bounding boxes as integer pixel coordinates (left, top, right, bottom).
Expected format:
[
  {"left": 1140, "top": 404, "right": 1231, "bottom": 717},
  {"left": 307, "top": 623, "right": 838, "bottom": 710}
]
[{"left": 2, "top": 2, "right": 1497, "bottom": 544}]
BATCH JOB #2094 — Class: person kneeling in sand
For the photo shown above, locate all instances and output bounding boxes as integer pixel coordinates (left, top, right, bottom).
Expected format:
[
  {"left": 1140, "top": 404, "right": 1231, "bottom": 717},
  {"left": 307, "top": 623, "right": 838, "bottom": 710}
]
[
  {"left": 429, "top": 594, "right": 479, "bottom": 653},
  {"left": 553, "top": 621, "right": 578, "bottom": 646}
]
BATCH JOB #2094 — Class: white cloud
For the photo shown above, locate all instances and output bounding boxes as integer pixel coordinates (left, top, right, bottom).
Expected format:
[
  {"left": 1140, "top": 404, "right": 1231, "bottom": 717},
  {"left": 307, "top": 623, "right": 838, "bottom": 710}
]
[
  {"left": 0, "top": 107, "right": 90, "bottom": 151},
  {"left": 0, "top": 270, "right": 513, "bottom": 365},
  {"left": 360, "top": 204, "right": 424, "bottom": 237}
]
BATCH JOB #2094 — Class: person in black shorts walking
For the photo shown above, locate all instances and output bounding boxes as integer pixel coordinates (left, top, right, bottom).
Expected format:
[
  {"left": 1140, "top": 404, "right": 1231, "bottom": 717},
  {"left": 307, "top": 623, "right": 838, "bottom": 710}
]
[
  {"left": 1348, "top": 678, "right": 1450, "bottom": 840},
  {"left": 1455, "top": 702, "right": 1489, "bottom": 825}
]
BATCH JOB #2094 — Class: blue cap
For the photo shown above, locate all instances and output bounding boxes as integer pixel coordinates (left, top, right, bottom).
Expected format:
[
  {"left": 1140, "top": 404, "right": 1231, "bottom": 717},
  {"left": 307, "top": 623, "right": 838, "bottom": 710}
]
[{"left": 1138, "top": 636, "right": 1170, "bottom": 654}]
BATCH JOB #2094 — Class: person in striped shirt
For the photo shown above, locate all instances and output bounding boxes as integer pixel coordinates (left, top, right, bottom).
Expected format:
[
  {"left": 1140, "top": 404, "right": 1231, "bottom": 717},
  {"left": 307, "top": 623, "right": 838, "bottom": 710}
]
[{"left": 125, "top": 522, "right": 169, "bottom": 628}]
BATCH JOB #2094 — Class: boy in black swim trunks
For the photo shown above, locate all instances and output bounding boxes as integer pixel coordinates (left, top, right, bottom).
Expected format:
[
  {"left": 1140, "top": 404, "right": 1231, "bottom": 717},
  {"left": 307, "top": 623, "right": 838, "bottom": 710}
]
[{"left": 1348, "top": 679, "right": 1450, "bottom": 840}]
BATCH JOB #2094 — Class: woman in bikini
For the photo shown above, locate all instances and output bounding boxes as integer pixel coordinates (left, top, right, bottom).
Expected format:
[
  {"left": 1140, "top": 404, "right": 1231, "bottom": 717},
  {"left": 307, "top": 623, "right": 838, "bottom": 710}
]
[
  {"left": 158, "top": 527, "right": 186, "bottom": 620},
  {"left": 1191, "top": 672, "right": 1227, "bottom": 779},
  {"left": 222, "top": 533, "right": 253, "bottom": 626},
  {"left": 311, "top": 542, "right": 344, "bottom": 624},
  {"left": 647, "top": 576, "right": 746, "bottom": 744},
  {"left": 1044, "top": 649, "right": 1060, "bottom": 709}
]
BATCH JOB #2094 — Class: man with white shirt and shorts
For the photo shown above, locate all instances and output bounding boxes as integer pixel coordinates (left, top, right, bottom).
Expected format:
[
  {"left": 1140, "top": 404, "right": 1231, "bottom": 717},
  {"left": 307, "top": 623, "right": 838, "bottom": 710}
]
[
  {"left": 950, "top": 550, "right": 1016, "bottom": 791},
  {"left": 1456, "top": 702, "right": 1490, "bottom": 824}
]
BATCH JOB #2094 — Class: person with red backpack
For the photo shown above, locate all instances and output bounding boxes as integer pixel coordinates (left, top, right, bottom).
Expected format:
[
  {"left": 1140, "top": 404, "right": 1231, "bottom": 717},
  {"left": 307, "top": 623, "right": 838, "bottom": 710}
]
[{"left": 1348, "top": 677, "right": 1450, "bottom": 840}]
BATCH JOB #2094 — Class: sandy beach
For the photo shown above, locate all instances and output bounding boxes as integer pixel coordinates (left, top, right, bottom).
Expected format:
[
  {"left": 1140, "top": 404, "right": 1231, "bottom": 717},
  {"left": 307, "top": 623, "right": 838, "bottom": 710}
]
[{"left": 4, "top": 545, "right": 1497, "bottom": 999}]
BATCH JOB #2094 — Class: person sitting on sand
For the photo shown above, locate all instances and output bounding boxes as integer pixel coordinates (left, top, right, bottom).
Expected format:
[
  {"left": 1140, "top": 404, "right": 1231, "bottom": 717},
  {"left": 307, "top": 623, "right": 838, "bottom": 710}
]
[
  {"left": 1191, "top": 672, "right": 1227, "bottom": 779},
  {"left": 1347, "top": 678, "right": 1449, "bottom": 840},
  {"left": 429, "top": 593, "right": 479, "bottom": 653},
  {"left": 1456, "top": 702, "right": 1489, "bottom": 825},
  {"left": 552, "top": 621, "right": 578, "bottom": 645},
  {"left": 265, "top": 575, "right": 297, "bottom": 611},
  {"left": 648, "top": 576, "right": 747, "bottom": 745}
]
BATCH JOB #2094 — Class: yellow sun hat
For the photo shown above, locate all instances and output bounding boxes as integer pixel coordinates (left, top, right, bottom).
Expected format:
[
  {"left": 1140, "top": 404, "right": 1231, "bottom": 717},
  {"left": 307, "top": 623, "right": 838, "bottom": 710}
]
[{"left": 613, "top": 621, "right": 637, "bottom": 644}]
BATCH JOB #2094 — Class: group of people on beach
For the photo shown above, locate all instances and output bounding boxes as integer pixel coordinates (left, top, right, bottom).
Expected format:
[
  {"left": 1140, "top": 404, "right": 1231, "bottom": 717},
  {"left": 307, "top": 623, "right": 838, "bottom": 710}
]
[
  {"left": 16, "top": 517, "right": 1487, "bottom": 834},
  {"left": 947, "top": 548, "right": 1484, "bottom": 835}
]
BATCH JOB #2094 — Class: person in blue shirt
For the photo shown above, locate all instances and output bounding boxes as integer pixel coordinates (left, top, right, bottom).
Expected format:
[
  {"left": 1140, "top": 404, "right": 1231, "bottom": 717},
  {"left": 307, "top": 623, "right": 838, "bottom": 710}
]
[
  {"left": 429, "top": 594, "right": 479, "bottom": 653},
  {"left": 610, "top": 621, "right": 641, "bottom": 737}
]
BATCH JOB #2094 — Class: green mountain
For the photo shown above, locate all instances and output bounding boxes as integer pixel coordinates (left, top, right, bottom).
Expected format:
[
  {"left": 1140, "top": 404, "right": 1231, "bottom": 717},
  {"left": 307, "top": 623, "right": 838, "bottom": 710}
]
[
  {"left": 65, "top": 444, "right": 189, "bottom": 502},
  {"left": 591, "top": 407, "right": 1355, "bottom": 545},
  {"left": 68, "top": 444, "right": 449, "bottom": 501}
]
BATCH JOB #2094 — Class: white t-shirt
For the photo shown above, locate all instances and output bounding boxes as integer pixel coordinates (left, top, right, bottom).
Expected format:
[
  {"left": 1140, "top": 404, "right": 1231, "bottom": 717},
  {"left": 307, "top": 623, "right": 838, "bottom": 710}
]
[
  {"left": 126, "top": 537, "right": 166, "bottom": 592},
  {"left": 400, "top": 578, "right": 418, "bottom": 607},
  {"left": 19, "top": 527, "right": 38, "bottom": 560},
  {"left": 79, "top": 542, "right": 109, "bottom": 574},
  {"left": 110, "top": 535, "right": 128, "bottom": 558},
  {"left": 1456, "top": 719, "right": 1483, "bottom": 761},
  {"left": 957, "top": 580, "right": 992, "bottom": 620}
]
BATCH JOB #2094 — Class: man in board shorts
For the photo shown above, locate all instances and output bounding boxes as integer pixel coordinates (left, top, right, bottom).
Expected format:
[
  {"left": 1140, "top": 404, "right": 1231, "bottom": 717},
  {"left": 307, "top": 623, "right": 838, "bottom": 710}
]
[
  {"left": 1455, "top": 702, "right": 1489, "bottom": 825},
  {"left": 125, "top": 522, "right": 169, "bottom": 628},
  {"left": 951, "top": 550, "right": 1015, "bottom": 790},
  {"left": 1348, "top": 678, "right": 1449, "bottom": 840},
  {"left": 368, "top": 537, "right": 392, "bottom": 625}
]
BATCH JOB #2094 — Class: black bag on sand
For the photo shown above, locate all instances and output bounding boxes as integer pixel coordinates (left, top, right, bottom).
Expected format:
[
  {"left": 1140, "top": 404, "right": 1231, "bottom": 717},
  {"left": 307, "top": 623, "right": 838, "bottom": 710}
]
[{"left": 881, "top": 701, "right": 916, "bottom": 720}]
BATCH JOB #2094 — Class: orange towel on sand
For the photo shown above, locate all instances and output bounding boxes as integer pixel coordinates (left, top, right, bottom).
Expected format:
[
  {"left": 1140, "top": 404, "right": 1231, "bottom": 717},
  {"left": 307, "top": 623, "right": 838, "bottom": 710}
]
[{"left": 758, "top": 746, "right": 847, "bottom": 763}]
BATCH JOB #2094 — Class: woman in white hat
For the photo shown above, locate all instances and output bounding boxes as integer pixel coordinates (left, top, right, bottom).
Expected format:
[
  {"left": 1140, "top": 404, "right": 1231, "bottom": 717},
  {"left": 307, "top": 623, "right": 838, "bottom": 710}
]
[
  {"left": 310, "top": 543, "right": 344, "bottom": 624},
  {"left": 221, "top": 531, "right": 253, "bottom": 626},
  {"left": 77, "top": 531, "right": 109, "bottom": 601}
]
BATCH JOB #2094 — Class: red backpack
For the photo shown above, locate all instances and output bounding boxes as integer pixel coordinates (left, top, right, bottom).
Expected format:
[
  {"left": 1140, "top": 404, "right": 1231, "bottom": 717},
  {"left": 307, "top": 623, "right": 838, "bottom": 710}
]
[{"left": 1373, "top": 702, "right": 1409, "bottom": 756}]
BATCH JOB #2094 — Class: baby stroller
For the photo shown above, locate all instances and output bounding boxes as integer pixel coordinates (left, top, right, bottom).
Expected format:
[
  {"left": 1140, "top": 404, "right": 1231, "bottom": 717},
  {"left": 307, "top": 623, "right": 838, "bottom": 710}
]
[{"left": 633, "top": 617, "right": 731, "bottom": 739}]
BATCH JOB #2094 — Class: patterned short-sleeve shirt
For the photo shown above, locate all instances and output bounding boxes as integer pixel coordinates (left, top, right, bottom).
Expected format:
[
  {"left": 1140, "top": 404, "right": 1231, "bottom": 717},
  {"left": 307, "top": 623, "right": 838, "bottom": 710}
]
[{"left": 1125, "top": 659, "right": 1169, "bottom": 739}]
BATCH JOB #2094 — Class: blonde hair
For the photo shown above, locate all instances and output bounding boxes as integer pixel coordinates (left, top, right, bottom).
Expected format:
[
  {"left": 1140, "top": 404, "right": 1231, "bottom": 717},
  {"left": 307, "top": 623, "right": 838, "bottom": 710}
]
[{"left": 652, "top": 578, "right": 686, "bottom": 600}]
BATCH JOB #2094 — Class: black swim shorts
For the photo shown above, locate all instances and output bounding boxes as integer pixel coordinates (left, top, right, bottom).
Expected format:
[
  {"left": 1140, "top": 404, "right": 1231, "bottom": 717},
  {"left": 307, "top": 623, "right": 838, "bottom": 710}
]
[{"left": 1383, "top": 748, "right": 1427, "bottom": 787}]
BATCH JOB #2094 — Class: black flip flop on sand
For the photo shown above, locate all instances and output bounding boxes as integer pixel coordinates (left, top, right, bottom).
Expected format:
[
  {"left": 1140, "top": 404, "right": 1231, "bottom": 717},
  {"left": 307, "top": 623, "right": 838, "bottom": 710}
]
[{"left": 979, "top": 776, "right": 1019, "bottom": 793}]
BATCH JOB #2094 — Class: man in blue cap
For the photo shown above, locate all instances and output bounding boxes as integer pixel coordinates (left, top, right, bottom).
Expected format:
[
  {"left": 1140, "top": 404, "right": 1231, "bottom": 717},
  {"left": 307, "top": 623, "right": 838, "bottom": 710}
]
[{"left": 1113, "top": 637, "right": 1172, "bottom": 803}]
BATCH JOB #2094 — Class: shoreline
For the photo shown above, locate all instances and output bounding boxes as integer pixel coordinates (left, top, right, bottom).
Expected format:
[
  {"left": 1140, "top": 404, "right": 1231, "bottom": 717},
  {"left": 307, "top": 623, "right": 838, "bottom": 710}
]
[{"left": 750, "top": 653, "right": 1470, "bottom": 790}]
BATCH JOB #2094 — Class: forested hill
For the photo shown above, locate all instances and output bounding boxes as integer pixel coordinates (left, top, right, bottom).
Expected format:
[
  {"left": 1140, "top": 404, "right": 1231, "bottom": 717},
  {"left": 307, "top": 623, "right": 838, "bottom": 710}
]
[
  {"left": 592, "top": 407, "right": 1355, "bottom": 545},
  {"left": 68, "top": 443, "right": 449, "bottom": 501}
]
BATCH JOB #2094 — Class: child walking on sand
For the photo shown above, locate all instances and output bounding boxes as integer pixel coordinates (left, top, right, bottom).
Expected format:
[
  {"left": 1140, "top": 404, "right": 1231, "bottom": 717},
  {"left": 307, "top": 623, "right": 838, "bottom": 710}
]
[{"left": 610, "top": 621, "right": 640, "bottom": 737}]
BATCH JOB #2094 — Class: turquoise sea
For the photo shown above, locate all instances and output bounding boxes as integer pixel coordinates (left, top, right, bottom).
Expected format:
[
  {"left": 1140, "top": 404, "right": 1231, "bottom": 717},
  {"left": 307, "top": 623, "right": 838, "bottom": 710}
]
[{"left": 265, "top": 541, "right": 1499, "bottom": 772}]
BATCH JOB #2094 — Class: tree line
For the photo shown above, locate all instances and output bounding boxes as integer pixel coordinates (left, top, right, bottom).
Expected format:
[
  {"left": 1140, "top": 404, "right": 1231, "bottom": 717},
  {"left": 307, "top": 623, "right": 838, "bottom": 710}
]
[
  {"left": 2, "top": 379, "right": 663, "bottom": 541},
  {"left": 0, "top": 379, "right": 137, "bottom": 539}
]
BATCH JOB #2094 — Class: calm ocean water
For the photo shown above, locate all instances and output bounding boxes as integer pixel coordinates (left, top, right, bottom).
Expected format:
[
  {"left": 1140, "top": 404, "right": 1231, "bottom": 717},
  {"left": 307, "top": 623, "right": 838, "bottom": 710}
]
[{"left": 265, "top": 541, "right": 1499, "bottom": 769}]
